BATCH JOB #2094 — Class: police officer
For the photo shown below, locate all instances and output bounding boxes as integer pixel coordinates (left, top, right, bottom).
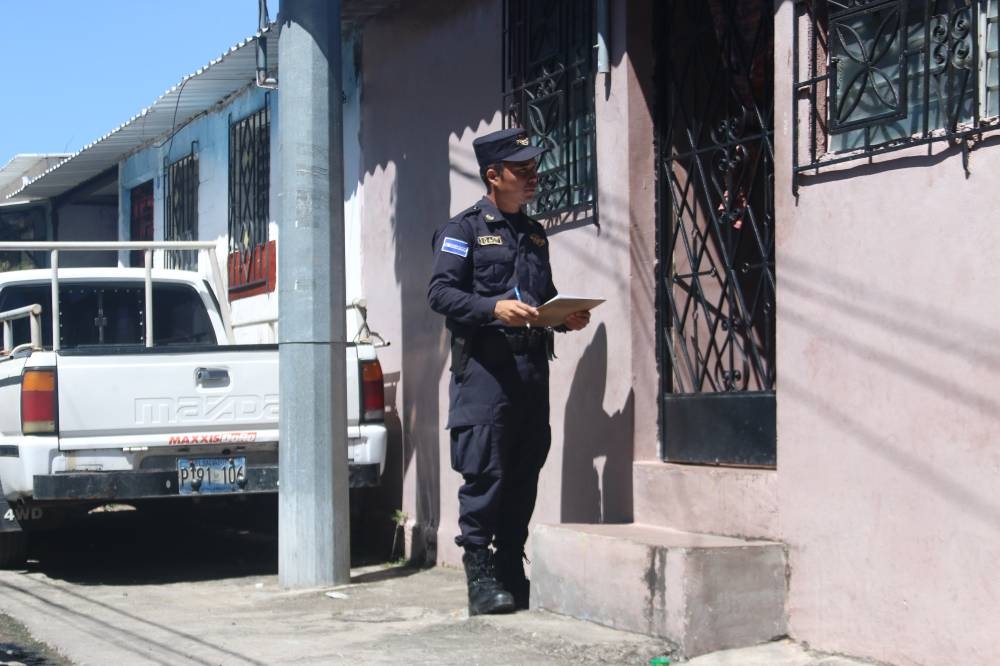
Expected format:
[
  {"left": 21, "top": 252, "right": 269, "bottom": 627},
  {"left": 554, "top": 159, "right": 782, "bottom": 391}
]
[{"left": 428, "top": 127, "right": 591, "bottom": 615}]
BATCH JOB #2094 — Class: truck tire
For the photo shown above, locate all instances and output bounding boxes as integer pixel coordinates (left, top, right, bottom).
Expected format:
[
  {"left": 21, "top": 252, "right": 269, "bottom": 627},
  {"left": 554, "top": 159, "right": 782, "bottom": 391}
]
[{"left": 0, "top": 531, "right": 27, "bottom": 569}]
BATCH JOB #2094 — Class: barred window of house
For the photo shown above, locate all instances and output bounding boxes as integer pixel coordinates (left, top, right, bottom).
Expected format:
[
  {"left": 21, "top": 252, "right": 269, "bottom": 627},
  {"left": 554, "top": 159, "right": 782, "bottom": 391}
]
[
  {"left": 0, "top": 204, "right": 48, "bottom": 271},
  {"left": 503, "top": 0, "right": 596, "bottom": 219},
  {"left": 228, "top": 104, "right": 274, "bottom": 300},
  {"left": 164, "top": 152, "right": 199, "bottom": 271},
  {"left": 794, "top": 0, "right": 1000, "bottom": 181}
]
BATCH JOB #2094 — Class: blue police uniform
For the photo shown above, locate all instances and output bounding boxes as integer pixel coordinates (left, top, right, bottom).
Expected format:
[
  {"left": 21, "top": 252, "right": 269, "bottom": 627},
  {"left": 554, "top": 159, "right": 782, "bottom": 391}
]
[{"left": 428, "top": 196, "right": 557, "bottom": 553}]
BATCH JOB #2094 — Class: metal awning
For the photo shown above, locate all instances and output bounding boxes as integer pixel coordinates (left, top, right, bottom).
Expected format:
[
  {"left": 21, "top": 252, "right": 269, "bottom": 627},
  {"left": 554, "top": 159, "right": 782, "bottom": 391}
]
[
  {"left": 9, "top": 2, "right": 402, "bottom": 203},
  {"left": 9, "top": 26, "right": 279, "bottom": 201},
  {"left": 0, "top": 155, "right": 70, "bottom": 202}
]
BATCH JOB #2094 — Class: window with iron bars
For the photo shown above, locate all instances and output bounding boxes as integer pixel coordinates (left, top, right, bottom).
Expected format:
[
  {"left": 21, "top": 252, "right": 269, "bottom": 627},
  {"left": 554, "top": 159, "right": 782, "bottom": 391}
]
[
  {"left": 503, "top": 0, "right": 596, "bottom": 219},
  {"left": 0, "top": 204, "right": 49, "bottom": 271},
  {"left": 228, "top": 104, "right": 274, "bottom": 300},
  {"left": 164, "top": 152, "right": 199, "bottom": 270},
  {"left": 794, "top": 0, "right": 1000, "bottom": 181}
]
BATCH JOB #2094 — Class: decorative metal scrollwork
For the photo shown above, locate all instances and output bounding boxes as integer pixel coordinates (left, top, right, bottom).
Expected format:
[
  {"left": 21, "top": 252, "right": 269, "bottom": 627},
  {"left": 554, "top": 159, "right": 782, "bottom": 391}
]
[
  {"left": 930, "top": 7, "right": 974, "bottom": 72},
  {"left": 829, "top": 0, "right": 906, "bottom": 131},
  {"left": 793, "top": 0, "right": 997, "bottom": 180},
  {"left": 164, "top": 152, "right": 198, "bottom": 271},
  {"left": 228, "top": 105, "right": 271, "bottom": 294},
  {"left": 657, "top": 0, "right": 776, "bottom": 395},
  {"left": 503, "top": 0, "right": 595, "bottom": 218},
  {"left": 929, "top": 5, "right": 976, "bottom": 128}
]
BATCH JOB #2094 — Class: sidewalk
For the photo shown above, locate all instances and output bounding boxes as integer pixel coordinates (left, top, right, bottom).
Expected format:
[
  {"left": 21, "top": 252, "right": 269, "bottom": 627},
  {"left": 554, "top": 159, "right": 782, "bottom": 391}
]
[{"left": 0, "top": 563, "right": 878, "bottom": 666}]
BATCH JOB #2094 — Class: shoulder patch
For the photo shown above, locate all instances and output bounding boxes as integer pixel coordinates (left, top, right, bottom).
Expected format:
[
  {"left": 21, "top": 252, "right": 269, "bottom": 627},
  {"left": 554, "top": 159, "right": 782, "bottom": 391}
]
[
  {"left": 441, "top": 236, "right": 470, "bottom": 258},
  {"left": 529, "top": 233, "right": 547, "bottom": 247}
]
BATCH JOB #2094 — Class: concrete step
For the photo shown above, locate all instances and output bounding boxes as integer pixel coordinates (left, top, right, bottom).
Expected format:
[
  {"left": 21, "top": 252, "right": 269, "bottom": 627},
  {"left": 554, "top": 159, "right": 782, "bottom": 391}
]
[{"left": 530, "top": 523, "right": 787, "bottom": 658}]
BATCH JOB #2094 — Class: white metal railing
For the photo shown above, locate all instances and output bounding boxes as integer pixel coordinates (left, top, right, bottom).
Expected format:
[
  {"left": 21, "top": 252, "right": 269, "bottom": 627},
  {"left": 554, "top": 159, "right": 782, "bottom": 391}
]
[
  {"left": 0, "top": 241, "right": 234, "bottom": 350},
  {"left": 227, "top": 304, "right": 390, "bottom": 348},
  {"left": 0, "top": 304, "right": 43, "bottom": 355},
  {"left": 225, "top": 302, "right": 390, "bottom": 347}
]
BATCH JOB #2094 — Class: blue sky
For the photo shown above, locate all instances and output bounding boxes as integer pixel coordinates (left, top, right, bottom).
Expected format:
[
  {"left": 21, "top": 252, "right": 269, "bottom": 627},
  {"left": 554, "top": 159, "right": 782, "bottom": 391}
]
[{"left": 1, "top": 0, "right": 279, "bottom": 167}]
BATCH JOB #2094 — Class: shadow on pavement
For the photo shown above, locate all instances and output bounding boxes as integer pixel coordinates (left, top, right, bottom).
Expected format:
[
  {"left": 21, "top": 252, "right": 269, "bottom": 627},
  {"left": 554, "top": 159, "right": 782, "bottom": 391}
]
[
  {"left": 22, "top": 495, "right": 409, "bottom": 586},
  {"left": 24, "top": 496, "right": 279, "bottom": 585}
]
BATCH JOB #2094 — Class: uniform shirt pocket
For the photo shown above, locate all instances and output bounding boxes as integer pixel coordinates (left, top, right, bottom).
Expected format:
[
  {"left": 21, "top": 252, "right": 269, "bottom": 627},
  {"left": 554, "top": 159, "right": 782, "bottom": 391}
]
[
  {"left": 473, "top": 246, "right": 516, "bottom": 292},
  {"left": 521, "top": 242, "right": 551, "bottom": 301}
]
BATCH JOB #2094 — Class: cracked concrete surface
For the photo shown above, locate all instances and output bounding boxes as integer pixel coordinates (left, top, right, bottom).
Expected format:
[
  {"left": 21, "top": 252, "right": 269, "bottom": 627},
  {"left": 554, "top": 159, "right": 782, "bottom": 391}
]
[
  {"left": 0, "top": 564, "right": 674, "bottom": 665},
  {"left": 0, "top": 505, "right": 879, "bottom": 665}
]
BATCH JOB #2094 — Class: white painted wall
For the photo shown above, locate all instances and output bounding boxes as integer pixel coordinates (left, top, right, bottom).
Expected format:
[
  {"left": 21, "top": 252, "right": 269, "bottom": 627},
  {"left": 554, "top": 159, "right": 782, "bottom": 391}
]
[{"left": 117, "top": 33, "right": 365, "bottom": 344}]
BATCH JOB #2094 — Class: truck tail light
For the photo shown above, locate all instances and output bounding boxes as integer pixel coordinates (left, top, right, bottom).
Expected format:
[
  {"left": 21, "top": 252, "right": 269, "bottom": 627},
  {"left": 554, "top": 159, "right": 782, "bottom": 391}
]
[
  {"left": 360, "top": 359, "right": 385, "bottom": 422},
  {"left": 22, "top": 368, "right": 57, "bottom": 435}
]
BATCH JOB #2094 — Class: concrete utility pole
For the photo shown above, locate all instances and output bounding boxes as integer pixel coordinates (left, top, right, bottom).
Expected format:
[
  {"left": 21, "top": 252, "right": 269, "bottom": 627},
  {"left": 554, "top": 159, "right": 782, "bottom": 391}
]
[{"left": 277, "top": 0, "right": 350, "bottom": 587}]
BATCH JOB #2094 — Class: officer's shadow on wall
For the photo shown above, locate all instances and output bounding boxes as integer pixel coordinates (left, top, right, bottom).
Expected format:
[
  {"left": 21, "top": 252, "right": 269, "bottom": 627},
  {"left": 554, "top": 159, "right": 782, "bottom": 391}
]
[{"left": 560, "top": 323, "right": 634, "bottom": 524}]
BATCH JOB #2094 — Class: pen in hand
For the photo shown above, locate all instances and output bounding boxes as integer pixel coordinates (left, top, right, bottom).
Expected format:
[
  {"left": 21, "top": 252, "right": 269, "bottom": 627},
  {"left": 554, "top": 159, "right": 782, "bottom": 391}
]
[{"left": 514, "top": 286, "right": 530, "bottom": 329}]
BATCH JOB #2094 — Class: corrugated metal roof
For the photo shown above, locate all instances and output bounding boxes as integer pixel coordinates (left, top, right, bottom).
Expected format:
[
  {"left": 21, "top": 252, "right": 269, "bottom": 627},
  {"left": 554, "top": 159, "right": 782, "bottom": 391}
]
[
  {"left": 0, "top": 154, "right": 70, "bottom": 201},
  {"left": 10, "top": 26, "right": 279, "bottom": 201},
  {"left": 10, "top": 2, "right": 404, "bottom": 203}
]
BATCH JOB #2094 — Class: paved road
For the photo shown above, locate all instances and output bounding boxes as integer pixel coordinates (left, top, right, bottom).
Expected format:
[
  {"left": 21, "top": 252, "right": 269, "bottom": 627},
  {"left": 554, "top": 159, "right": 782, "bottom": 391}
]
[
  {"left": 0, "top": 499, "right": 877, "bottom": 665},
  {"left": 0, "top": 499, "right": 674, "bottom": 665}
]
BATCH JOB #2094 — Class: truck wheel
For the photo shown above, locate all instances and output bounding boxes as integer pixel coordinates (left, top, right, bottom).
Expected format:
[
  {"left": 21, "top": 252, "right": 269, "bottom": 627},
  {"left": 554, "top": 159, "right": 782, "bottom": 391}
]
[{"left": 0, "top": 531, "right": 27, "bottom": 569}]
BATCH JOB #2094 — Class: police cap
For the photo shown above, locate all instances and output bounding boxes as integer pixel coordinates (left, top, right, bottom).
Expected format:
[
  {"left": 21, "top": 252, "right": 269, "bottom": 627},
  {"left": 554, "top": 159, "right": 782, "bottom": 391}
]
[{"left": 473, "top": 127, "right": 545, "bottom": 168}]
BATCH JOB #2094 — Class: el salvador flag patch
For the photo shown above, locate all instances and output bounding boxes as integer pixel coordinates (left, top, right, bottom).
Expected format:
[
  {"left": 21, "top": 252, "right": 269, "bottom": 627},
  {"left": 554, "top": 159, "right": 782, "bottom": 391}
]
[{"left": 441, "top": 236, "right": 469, "bottom": 258}]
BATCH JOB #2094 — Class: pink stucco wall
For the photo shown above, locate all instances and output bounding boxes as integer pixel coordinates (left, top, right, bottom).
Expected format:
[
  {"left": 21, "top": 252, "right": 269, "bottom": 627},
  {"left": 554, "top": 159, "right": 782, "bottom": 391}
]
[
  {"left": 616, "top": 1, "right": 1000, "bottom": 663},
  {"left": 773, "top": 2, "right": 1000, "bottom": 663},
  {"left": 359, "top": 0, "right": 503, "bottom": 565},
  {"left": 358, "top": 0, "right": 637, "bottom": 567},
  {"left": 357, "top": 0, "right": 998, "bottom": 662}
]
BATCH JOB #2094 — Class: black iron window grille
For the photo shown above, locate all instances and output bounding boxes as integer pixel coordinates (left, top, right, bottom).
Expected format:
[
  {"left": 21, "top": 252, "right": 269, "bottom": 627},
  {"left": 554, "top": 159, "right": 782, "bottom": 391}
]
[
  {"left": 163, "top": 151, "right": 199, "bottom": 271},
  {"left": 794, "top": 0, "right": 1000, "bottom": 181},
  {"left": 228, "top": 104, "right": 272, "bottom": 299},
  {"left": 656, "top": 0, "right": 776, "bottom": 466},
  {"left": 0, "top": 204, "right": 49, "bottom": 271},
  {"left": 503, "top": 0, "right": 596, "bottom": 219}
]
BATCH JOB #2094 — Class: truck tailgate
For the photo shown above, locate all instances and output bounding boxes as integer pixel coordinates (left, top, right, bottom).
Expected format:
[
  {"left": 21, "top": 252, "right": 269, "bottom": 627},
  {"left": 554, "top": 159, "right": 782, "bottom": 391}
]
[{"left": 55, "top": 346, "right": 280, "bottom": 450}]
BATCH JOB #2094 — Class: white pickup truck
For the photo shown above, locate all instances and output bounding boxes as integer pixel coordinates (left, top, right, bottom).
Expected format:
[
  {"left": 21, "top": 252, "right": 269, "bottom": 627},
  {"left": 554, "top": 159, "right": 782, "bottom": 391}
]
[{"left": 0, "top": 242, "right": 387, "bottom": 568}]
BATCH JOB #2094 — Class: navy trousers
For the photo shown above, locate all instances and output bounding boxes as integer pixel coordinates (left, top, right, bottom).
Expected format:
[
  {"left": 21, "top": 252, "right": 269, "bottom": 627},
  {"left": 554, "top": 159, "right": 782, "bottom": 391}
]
[{"left": 448, "top": 333, "right": 550, "bottom": 551}]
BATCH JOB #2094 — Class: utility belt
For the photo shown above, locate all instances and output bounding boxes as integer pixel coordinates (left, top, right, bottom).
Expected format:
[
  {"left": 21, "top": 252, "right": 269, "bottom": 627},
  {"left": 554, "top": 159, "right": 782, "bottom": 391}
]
[
  {"left": 486, "top": 327, "right": 550, "bottom": 353},
  {"left": 450, "top": 327, "right": 553, "bottom": 376}
]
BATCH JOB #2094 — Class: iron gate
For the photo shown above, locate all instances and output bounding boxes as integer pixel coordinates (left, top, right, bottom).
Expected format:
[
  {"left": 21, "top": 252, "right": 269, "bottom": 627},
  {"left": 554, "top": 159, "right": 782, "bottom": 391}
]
[{"left": 656, "top": 0, "right": 776, "bottom": 466}]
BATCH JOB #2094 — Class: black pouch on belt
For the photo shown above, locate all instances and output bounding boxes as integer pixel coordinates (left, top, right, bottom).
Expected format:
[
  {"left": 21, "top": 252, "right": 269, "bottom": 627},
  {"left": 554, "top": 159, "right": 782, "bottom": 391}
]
[{"left": 450, "top": 334, "right": 470, "bottom": 376}]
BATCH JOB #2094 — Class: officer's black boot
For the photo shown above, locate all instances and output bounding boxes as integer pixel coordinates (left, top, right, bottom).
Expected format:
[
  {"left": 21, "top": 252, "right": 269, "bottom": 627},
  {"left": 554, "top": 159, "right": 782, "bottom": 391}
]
[
  {"left": 494, "top": 549, "right": 530, "bottom": 610},
  {"left": 462, "top": 547, "right": 515, "bottom": 616}
]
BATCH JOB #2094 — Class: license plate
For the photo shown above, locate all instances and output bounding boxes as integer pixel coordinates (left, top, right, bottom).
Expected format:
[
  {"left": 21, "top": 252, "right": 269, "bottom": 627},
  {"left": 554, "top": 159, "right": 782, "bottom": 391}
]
[{"left": 177, "top": 457, "right": 247, "bottom": 495}]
